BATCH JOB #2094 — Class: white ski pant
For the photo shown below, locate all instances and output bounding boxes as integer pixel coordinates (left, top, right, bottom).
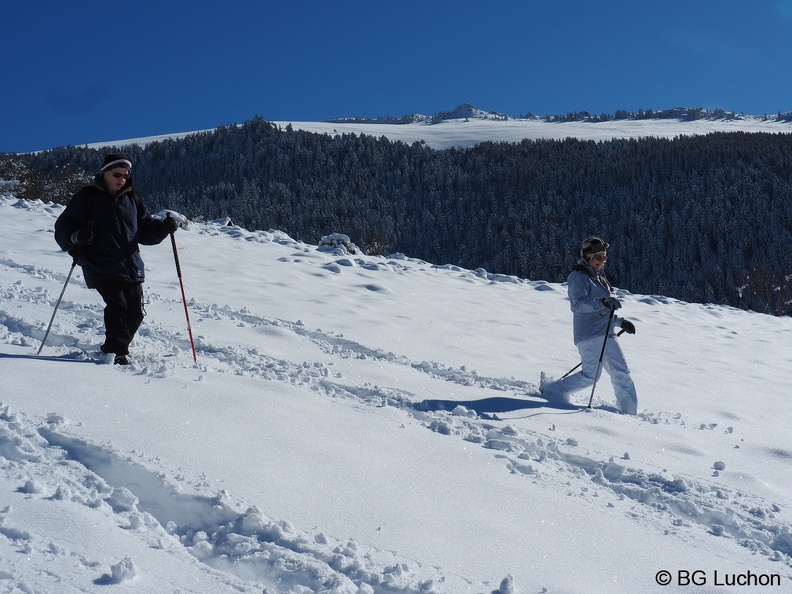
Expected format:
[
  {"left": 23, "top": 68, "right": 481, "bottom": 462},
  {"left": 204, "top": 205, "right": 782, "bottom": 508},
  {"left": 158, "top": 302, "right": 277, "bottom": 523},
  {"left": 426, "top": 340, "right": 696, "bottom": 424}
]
[{"left": 552, "top": 335, "right": 638, "bottom": 414}]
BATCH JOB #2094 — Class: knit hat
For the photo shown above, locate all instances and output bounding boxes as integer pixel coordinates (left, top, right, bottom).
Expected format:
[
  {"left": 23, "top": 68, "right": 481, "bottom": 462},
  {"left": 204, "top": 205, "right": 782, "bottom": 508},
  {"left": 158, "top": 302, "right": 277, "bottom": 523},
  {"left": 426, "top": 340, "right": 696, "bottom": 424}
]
[
  {"left": 101, "top": 154, "right": 132, "bottom": 171},
  {"left": 581, "top": 236, "right": 609, "bottom": 260}
]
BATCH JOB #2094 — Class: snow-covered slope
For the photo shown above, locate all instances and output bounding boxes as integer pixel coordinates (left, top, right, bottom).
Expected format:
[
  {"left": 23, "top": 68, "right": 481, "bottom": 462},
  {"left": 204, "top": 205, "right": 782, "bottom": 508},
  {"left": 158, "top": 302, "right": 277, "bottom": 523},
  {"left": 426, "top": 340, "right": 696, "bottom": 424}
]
[{"left": 2, "top": 195, "right": 792, "bottom": 593}]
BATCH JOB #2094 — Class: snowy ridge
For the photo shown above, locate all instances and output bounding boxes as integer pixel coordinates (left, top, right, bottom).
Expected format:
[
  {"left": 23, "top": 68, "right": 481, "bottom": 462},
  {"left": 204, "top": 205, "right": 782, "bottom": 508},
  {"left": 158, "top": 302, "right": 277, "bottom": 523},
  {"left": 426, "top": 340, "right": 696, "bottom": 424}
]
[
  {"left": 82, "top": 108, "right": 792, "bottom": 152},
  {"left": 2, "top": 195, "right": 792, "bottom": 592},
  {"left": 325, "top": 103, "right": 513, "bottom": 125}
]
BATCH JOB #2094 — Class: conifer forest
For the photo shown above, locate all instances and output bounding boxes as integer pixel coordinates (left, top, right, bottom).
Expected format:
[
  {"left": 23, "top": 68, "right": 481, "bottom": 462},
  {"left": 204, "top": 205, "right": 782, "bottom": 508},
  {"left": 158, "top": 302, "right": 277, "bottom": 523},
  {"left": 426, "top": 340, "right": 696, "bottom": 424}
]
[{"left": 3, "top": 117, "right": 790, "bottom": 315}]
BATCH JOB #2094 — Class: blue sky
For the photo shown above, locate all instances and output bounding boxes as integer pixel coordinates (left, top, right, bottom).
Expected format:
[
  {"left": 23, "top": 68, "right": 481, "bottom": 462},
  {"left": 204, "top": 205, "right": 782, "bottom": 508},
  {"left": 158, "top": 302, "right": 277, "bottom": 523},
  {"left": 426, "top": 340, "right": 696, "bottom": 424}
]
[{"left": 2, "top": 0, "right": 791, "bottom": 153}]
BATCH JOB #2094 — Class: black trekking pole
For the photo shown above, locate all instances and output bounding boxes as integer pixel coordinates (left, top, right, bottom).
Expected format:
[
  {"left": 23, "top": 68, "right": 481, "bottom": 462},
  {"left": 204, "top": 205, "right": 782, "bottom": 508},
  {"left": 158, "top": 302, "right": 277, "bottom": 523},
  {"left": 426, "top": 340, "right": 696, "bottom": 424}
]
[
  {"left": 36, "top": 254, "right": 80, "bottom": 355},
  {"left": 169, "top": 221, "right": 197, "bottom": 363},
  {"left": 560, "top": 327, "right": 626, "bottom": 380},
  {"left": 587, "top": 307, "right": 616, "bottom": 409}
]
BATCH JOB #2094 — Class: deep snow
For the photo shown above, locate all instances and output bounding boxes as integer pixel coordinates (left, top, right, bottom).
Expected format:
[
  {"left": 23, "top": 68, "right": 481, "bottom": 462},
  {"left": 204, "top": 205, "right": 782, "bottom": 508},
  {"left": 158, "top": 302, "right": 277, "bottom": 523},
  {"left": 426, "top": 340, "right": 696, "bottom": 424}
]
[{"left": 2, "top": 191, "right": 792, "bottom": 593}]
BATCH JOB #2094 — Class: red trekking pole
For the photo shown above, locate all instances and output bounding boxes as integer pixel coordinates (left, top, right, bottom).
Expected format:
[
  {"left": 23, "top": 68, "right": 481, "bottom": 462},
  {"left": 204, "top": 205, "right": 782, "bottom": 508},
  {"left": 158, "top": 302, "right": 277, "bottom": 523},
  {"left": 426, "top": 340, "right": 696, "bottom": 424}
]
[{"left": 168, "top": 217, "right": 197, "bottom": 362}]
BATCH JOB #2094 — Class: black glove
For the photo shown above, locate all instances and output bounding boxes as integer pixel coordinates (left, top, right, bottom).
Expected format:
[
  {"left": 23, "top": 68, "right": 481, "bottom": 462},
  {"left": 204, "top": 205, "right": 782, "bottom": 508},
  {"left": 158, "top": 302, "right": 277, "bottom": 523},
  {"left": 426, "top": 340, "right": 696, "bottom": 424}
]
[
  {"left": 621, "top": 320, "right": 636, "bottom": 334},
  {"left": 70, "top": 222, "right": 94, "bottom": 246},
  {"left": 163, "top": 215, "right": 179, "bottom": 234},
  {"left": 601, "top": 296, "right": 621, "bottom": 310}
]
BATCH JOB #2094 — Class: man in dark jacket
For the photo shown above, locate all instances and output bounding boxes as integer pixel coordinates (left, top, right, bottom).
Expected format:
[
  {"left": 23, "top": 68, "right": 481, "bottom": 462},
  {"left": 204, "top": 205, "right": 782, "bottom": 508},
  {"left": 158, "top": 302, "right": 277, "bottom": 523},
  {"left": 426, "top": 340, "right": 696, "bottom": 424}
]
[{"left": 54, "top": 154, "right": 180, "bottom": 365}]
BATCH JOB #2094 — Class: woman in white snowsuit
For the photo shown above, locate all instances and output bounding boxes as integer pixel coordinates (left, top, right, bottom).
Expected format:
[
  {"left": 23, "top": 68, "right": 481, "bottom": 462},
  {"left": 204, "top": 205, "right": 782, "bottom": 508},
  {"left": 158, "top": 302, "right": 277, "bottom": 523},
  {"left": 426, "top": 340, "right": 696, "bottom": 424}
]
[{"left": 540, "top": 236, "right": 638, "bottom": 414}]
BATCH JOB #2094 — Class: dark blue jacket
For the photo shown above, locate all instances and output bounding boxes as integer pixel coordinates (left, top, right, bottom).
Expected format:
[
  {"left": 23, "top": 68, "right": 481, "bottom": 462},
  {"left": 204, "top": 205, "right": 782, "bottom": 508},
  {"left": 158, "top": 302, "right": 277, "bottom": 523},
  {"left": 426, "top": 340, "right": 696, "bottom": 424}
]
[{"left": 54, "top": 180, "right": 169, "bottom": 287}]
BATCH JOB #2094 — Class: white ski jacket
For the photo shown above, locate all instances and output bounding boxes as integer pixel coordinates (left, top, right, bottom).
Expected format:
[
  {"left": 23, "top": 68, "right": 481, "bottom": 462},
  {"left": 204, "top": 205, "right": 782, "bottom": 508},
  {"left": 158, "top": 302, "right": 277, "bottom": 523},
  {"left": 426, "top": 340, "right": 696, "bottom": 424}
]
[{"left": 567, "top": 259, "right": 625, "bottom": 344}]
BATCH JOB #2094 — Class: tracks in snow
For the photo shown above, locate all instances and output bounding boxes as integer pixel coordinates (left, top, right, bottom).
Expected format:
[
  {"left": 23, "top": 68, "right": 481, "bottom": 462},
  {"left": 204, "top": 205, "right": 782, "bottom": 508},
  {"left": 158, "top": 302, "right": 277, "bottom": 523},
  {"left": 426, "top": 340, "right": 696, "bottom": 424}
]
[
  {"left": 144, "top": 293, "right": 792, "bottom": 568},
  {"left": 2, "top": 262, "right": 792, "bottom": 582}
]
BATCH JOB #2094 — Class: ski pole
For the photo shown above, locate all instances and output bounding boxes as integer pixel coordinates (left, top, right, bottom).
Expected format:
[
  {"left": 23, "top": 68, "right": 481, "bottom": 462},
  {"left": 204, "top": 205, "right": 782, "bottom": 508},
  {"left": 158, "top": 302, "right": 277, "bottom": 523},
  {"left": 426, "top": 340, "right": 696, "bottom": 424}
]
[
  {"left": 169, "top": 222, "right": 197, "bottom": 362},
  {"left": 560, "top": 328, "right": 626, "bottom": 379},
  {"left": 37, "top": 221, "right": 92, "bottom": 356},
  {"left": 587, "top": 306, "right": 616, "bottom": 409},
  {"left": 36, "top": 255, "right": 80, "bottom": 355}
]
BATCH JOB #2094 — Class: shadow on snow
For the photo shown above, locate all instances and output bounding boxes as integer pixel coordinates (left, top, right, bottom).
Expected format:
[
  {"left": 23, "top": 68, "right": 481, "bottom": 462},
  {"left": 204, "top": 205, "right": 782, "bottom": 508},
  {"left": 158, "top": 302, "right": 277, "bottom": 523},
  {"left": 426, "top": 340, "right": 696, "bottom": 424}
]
[{"left": 413, "top": 395, "right": 620, "bottom": 419}]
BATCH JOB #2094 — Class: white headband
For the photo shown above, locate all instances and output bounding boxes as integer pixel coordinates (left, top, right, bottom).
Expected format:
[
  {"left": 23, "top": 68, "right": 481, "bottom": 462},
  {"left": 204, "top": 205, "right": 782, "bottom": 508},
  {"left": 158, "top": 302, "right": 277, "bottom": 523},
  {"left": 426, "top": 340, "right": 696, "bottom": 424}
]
[{"left": 102, "top": 159, "right": 132, "bottom": 171}]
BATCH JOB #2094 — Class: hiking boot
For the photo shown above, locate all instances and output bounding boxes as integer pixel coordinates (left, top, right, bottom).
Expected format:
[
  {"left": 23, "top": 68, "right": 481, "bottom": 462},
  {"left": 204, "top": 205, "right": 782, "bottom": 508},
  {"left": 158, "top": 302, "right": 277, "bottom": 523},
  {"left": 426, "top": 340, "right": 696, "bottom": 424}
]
[
  {"left": 113, "top": 355, "right": 130, "bottom": 366},
  {"left": 539, "top": 371, "right": 552, "bottom": 393},
  {"left": 539, "top": 372, "right": 570, "bottom": 404}
]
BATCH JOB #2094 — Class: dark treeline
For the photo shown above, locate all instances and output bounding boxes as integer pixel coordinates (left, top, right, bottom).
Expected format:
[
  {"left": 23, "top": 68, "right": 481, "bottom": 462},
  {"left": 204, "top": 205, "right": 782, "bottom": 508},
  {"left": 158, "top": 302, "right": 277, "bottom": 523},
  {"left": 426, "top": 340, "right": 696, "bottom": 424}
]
[{"left": 3, "top": 117, "right": 791, "bottom": 315}]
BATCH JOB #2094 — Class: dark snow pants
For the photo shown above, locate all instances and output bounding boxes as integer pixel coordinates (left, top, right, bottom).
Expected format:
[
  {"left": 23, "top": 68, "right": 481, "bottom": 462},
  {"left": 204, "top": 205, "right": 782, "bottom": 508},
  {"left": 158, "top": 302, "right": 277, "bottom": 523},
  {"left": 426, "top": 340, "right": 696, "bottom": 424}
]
[{"left": 93, "top": 279, "right": 145, "bottom": 356}]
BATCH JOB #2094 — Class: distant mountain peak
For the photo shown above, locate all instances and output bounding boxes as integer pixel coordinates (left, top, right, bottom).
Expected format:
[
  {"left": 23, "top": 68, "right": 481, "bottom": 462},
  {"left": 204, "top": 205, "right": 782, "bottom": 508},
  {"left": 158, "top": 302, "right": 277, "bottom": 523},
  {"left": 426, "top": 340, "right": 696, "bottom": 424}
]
[
  {"left": 439, "top": 103, "right": 512, "bottom": 122},
  {"left": 325, "top": 103, "right": 512, "bottom": 126}
]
